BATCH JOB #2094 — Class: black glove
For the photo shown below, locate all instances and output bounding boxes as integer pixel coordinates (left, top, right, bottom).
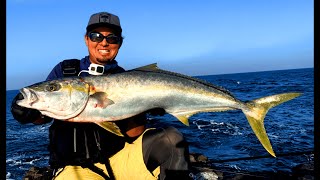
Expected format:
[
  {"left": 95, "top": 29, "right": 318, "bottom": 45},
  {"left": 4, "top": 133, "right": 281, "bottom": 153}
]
[
  {"left": 11, "top": 92, "right": 42, "bottom": 124},
  {"left": 147, "top": 108, "right": 166, "bottom": 116}
]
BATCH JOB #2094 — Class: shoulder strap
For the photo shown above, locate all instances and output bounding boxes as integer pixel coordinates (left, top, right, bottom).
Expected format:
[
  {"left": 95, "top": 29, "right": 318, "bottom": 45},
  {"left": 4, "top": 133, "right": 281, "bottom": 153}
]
[{"left": 62, "top": 59, "right": 80, "bottom": 77}]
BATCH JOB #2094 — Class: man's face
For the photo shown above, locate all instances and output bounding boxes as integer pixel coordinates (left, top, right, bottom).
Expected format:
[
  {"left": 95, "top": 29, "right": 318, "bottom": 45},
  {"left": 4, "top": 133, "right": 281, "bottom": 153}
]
[{"left": 85, "top": 27, "right": 121, "bottom": 65}]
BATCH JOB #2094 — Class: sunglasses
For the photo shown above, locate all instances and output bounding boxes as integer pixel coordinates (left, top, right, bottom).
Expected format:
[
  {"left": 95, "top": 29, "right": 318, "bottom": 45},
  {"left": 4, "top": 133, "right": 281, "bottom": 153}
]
[{"left": 88, "top": 32, "right": 121, "bottom": 44}]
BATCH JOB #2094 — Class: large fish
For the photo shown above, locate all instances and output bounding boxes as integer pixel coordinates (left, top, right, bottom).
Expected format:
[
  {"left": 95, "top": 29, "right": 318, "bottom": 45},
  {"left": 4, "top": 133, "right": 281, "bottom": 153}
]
[{"left": 17, "top": 64, "right": 301, "bottom": 157}]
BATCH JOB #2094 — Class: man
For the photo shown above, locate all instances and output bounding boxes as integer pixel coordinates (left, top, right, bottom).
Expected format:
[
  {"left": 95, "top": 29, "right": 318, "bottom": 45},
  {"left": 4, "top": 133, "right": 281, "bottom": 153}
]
[{"left": 11, "top": 12, "right": 191, "bottom": 179}]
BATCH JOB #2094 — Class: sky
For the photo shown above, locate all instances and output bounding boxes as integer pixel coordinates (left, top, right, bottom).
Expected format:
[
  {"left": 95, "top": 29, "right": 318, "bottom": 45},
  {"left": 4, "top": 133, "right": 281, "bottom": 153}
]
[{"left": 6, "top": 0, "right": 314, "bottom": 90}]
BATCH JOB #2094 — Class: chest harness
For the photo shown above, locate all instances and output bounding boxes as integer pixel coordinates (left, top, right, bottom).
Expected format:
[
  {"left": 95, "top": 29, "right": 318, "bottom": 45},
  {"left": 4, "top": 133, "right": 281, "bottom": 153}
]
[{"left": 52, "top": 59, "right": 116, "bottom": 180}]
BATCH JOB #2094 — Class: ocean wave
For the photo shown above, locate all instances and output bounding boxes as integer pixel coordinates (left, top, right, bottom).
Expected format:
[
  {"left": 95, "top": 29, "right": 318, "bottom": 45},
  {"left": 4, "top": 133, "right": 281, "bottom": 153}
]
[
  {"left": 6, "top": 172, "right": 15, "bottom": 180},
  {"left": 7, "top": 156, "right": 49, "bottom": 167},
  {"left": 193, "top": 119, "right": 243, "bottom": 136}
]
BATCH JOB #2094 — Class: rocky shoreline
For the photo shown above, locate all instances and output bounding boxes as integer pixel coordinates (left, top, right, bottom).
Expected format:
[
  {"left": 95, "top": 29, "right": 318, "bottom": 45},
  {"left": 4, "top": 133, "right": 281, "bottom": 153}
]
[{"left": 189, "top": 153, "right": 315, "bottom": 180}]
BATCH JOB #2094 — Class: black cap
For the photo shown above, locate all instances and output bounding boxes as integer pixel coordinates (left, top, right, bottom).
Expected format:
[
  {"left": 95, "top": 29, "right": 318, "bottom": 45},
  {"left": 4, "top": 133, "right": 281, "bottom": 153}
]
[{"left": 86, "top": 12, "right": 122, "bottom": 35}]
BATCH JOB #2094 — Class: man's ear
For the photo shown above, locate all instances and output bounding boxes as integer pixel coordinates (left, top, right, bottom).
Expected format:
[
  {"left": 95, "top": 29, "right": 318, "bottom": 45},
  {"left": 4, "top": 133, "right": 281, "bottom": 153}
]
[
  {"left": 84, "top": 35, "right": 89, "bottom": 47},
  {"left": 119, "top": 37, "right": 123, "bottom": 48}
]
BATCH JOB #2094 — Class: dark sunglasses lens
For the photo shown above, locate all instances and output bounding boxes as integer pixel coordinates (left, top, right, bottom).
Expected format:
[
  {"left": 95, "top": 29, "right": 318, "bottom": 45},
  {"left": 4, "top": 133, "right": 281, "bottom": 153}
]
[
  {"left": 89, "top": 33, "right": 120, "bottom": 44},
  {"left": 106, "top": 36, "right": 120, "bottom": 44},
  {"left": 89, "top": 33, "right": 103, "bottom": 42}
]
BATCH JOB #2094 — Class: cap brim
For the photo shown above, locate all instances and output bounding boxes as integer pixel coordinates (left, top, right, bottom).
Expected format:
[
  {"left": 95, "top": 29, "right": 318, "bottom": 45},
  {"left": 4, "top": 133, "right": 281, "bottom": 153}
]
[{"left": 86, "top": 23, "right": 122, "bottom": 34}]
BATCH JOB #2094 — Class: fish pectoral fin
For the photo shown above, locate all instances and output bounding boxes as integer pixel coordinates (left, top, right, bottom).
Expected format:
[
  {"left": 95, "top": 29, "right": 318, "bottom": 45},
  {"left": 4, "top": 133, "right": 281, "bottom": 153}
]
[
  {"left": 90, "top": 92, "right": 114, "bottom": 108},
  {"left": 95, "top": 122, "right": 124, "bottom": 137}
]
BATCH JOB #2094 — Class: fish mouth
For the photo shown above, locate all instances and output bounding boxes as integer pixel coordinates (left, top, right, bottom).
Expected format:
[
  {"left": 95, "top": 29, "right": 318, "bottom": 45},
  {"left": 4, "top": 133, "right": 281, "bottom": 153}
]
[{"left": 19, "top": 88, "right": 39, "bottom": 106}]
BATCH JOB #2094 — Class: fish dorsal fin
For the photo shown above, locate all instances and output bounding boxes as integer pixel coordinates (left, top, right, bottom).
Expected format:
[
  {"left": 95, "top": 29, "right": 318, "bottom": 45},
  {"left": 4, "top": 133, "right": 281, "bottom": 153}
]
[
  {"left": 131, "top": 63, "right": 235, "bottom": 99},
  {"left": 132, "top": 63, "right": 159, "bottom": 71}
]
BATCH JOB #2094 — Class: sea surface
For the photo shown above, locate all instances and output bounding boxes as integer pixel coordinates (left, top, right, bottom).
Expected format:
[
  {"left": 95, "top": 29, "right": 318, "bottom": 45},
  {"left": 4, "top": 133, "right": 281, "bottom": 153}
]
[{"left": 6, "top": 68, "right": 314, "bottom": 179}]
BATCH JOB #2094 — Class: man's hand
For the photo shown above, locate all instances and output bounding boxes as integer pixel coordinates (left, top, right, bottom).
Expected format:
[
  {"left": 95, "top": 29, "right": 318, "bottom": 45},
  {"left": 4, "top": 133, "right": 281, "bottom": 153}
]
[{"left": 11, "top": 93, "right": 48, "bottom": 124}]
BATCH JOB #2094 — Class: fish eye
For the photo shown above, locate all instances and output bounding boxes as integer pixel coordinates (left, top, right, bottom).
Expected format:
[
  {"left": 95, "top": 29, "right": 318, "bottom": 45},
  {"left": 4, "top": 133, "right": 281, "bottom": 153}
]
[{"left": 45, "top": 83, "right": 61, "bottom": 92}]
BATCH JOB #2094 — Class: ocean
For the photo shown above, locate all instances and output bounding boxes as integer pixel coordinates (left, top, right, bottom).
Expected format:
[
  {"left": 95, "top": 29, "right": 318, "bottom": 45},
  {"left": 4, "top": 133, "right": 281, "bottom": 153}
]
[{"left": 6, "top": 68, "right": 314, "bottom": 179}]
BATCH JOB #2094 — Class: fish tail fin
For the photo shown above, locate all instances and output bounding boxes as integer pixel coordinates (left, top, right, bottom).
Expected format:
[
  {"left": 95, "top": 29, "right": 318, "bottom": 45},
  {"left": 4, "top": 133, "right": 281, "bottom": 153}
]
[{"left": 243, "top": 92, "right": 301, "bottom": 157}]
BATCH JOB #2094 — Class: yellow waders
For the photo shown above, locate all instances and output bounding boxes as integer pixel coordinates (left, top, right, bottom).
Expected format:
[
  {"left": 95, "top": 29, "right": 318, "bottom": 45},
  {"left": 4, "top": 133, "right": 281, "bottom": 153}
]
[{"left": 54, "top": 129, "right": 160, "bottom": 180}]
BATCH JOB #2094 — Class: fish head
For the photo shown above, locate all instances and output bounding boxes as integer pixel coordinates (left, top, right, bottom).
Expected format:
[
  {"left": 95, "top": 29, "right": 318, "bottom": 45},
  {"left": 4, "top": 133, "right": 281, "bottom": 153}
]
[{"left": 17, "top": 77, "right": 90, "bottom": 119}]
